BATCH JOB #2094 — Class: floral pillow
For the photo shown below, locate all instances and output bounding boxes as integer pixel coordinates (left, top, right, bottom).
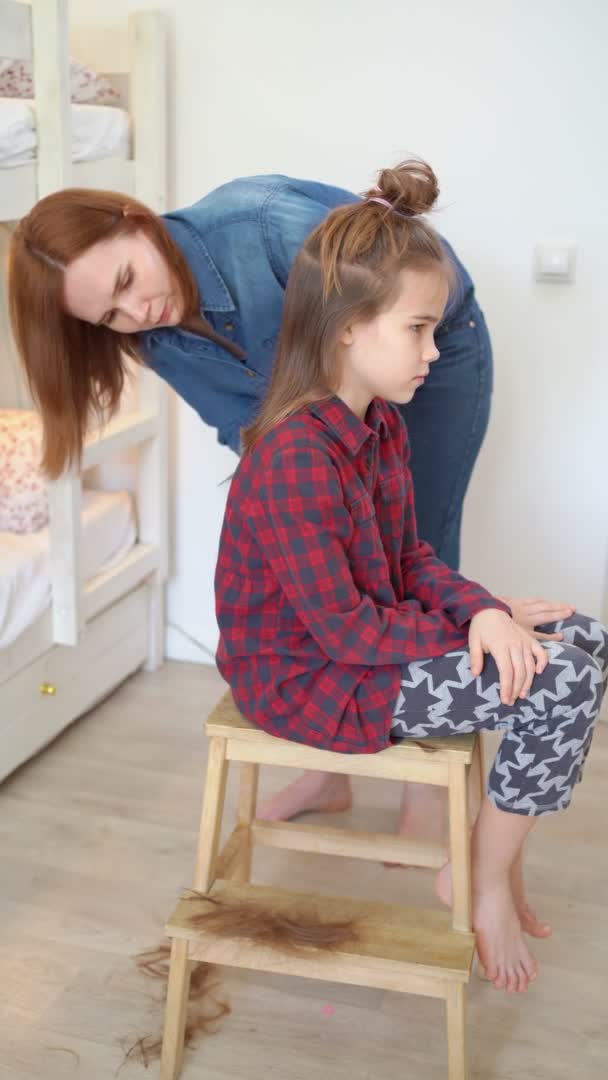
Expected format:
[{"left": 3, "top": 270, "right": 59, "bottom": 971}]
[
  {"left": 0, "top": 410, "right": 48, "bottom": 534},
  {"left": 0, "top": 57, "right": 120, "bottom": 105}
]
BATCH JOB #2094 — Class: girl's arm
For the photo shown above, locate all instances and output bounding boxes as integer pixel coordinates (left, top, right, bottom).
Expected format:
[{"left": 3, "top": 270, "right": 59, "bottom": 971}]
[
  {"left": 400, "top": 532, "right": 510, "bottom": 628},
  {"left": 255, "top": 445, "right": 503, "bottom": 666}
]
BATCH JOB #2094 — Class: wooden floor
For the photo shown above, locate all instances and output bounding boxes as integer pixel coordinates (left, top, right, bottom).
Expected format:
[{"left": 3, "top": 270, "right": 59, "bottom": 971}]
[{"left": 1, "top": 661, "right": 607, "bottom": 1080}]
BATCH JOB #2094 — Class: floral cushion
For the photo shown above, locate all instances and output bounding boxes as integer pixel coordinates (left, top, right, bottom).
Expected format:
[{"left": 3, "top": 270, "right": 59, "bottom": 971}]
[
  {"left": 0, "top": 57, "right": 120, "bottom": 105},
  {"left": 0, "top": 410, "right": 48, "bottom": 534}
]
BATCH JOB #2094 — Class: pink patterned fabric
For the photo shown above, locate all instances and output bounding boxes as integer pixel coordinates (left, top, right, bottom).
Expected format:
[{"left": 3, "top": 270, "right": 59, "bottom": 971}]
[
  {"left": 0, "top": 57, "right": 120, "bottom": 105},
  {"left": 0, "top": 410, "right": 48, "bottom": 534}
]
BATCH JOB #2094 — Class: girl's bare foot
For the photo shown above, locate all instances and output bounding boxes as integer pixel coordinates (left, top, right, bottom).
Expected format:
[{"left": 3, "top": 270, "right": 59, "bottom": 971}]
[
  {"left": 510, "top": 857, "right": 552, "bottom": 938},
  {"left": 435, "top": 862, "right": 538, "bottom": 994},
  {"left": 515, "top": 901, "right": 552, "bottom": 939},
  {"left": 256, "top": 771, "right": 352, "bottom": 821},
  {"left": 435, "top": 854, "right": 552, "bottom": 940},
  {"left": 434, "top": 861, "right": 456, "bottom": 910},
  {"left": 384, "top": 783, "right": 448, "bottom": 868},
  {"left": 472, "top": 877, "right": 538, "bottom": 993}
]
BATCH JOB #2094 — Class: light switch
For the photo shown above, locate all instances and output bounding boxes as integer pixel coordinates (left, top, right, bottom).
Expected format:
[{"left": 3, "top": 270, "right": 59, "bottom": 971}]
[{"left": 535, "top": 243, "right": 576, "bottom": 283}]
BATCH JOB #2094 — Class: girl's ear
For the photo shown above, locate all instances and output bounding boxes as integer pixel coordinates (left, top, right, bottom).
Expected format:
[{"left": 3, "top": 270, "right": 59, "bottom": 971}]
[{"left": 339, "top": 324, "right": 354, "bottom": 346}]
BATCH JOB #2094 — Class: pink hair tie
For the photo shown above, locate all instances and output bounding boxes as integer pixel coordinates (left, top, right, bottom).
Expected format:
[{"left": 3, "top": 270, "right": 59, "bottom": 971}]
[
  {"left": 366, "top": 196, "right": 393, "bottom": 211},
  {"left": 365, "top": 195, "right": 413, "bottom": 219}
]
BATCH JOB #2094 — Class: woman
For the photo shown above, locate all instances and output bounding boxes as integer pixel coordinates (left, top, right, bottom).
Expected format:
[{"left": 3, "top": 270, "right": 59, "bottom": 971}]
[{"left": 10, "top": 169, "right": 564, "bottom": 846}]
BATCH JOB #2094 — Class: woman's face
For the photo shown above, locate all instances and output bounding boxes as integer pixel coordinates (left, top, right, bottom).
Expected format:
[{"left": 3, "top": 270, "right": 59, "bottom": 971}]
[{"left": 63, "top": 229, "right": 183, "bottom": 334}]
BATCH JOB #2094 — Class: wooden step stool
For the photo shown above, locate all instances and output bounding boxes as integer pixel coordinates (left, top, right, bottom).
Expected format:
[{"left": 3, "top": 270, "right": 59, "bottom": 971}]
[{"left": 160, "top": 690, "right": 484, "bottom": 1080}]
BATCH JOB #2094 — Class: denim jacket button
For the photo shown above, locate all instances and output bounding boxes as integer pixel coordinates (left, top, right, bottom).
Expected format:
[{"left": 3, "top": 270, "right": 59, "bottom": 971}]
[
  {"left": 246, "top": 370, "right": 255, "bottom": 378},
  {"left": 224, "top": 322, "right": 234, "bottom": 331}
]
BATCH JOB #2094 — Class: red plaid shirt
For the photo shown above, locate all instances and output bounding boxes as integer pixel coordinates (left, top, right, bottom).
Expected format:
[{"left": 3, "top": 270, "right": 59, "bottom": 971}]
[{"left": 215, "top": 395, "right": 509, "bottom": 753}]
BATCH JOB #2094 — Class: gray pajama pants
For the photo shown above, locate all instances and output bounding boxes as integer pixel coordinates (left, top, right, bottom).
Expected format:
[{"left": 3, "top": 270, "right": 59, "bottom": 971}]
[{"left": 390, "top": 613, "right": 608, "bottom": 816}]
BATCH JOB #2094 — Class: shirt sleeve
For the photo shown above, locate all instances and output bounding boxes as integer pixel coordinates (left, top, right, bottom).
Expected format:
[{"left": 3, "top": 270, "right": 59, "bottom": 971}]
[
  {"left": 400, "top": 537, "right": 510, "bottom": 626},
  {"left": 255, "top": 445, "right": 487, "bottom": 666},
  {"left": 262, "top": 180, "right": 360, "bottom": 289}
]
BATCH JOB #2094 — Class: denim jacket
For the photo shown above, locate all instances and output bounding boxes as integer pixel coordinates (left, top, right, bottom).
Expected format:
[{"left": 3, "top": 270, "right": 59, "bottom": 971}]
[{"left": 140, "top": 174, "right": 474, "bottom": 456}]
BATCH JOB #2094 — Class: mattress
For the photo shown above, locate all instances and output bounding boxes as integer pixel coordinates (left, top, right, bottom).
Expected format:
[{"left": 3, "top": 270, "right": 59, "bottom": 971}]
[
  {"left": 0, "top": 98, "right": 130, "bottom": 168},
  {"left": 0, "top": 489, "right": 136, "bottom": 649}
]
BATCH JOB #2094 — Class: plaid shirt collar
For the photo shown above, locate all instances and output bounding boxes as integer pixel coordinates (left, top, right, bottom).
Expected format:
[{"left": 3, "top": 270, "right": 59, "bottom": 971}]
[{"left": 308, "top": 394, "right": 389, "bottom": 458}]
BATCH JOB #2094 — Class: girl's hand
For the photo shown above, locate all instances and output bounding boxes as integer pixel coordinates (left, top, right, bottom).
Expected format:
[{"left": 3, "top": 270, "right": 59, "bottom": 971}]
[
  {"left": 497, "top": 596, "right": 575, "bottom": 641},
  {"left": 469, "top": 608, "right": 548, "bottom": 706}
]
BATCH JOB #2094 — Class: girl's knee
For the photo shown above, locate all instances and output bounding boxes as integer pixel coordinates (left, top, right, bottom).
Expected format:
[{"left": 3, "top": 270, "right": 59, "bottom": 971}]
[
  {"left": 558, "top": 612, "right": 608, "bottom": 663},
  {"left": 539, "top": 641, "right": 603, "bottom": 709}
]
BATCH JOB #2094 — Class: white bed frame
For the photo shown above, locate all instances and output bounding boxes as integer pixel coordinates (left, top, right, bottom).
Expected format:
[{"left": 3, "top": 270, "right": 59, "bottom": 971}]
[{"left": 0, "top": 0, "right": 169, "bottom": 782}]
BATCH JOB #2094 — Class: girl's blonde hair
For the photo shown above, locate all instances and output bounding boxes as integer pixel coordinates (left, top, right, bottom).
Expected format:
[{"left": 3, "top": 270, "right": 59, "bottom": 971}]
[
  {"left": 8, "top": 189, "right": 244, "bottom": 478},
  {"left": 241, "top": 159, "right": 455, "bottom": 454}
]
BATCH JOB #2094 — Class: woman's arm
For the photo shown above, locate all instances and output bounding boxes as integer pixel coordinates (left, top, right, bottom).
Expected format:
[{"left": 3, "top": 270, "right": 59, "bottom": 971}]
[
  {"left": 262, "top": 178, "right": 360, "bottom": 288},
  {"left": 395, "top": 419, "right": 510, "bottom": 623}
]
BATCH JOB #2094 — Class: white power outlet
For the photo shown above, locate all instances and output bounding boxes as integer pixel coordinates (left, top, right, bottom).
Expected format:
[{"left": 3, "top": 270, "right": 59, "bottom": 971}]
[{"left": 534, "top": 242, "right": 577, "bottom": 283}]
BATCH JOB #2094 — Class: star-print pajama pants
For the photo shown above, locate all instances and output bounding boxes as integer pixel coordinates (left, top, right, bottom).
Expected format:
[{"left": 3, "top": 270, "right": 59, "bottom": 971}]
[{"left": 389, "top": 613, "right": 608, "bottom": 816}]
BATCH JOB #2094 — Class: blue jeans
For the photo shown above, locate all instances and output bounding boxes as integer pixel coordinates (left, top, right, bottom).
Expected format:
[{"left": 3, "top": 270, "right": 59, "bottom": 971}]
[{"left": 397, "top": 297, "right": 493, "bottom": 570}]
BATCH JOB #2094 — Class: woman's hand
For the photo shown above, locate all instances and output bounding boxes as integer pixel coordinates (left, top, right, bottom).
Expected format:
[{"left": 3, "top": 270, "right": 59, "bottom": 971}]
[
  {"left": 497, "top": 596, "right": 575, "bottom": 641},
  {"left": 469, "top": 608, "right": 548, "bottom": 706}
]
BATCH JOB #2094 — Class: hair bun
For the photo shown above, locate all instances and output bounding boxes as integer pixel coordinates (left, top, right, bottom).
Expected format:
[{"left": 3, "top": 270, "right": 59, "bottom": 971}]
[{"left": 366, "top": 159, "right": 440, "bottom": 217}]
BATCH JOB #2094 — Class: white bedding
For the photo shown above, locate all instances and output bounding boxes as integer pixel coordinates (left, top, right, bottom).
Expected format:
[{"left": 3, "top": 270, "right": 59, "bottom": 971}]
[
  {"left": 0, "top": 99, "right": 130, "bottom": 168},
  {"left": 0, "top": 489, "right": 136, "bottom": 649}
]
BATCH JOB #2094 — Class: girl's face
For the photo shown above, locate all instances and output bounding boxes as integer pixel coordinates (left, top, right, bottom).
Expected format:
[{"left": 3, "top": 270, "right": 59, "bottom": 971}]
[
  {"left": 337, "top": 267, "right": 448, "bottom": 418},
  {"left": 63, "top": 229, "right": 183, "bottom": 333}
]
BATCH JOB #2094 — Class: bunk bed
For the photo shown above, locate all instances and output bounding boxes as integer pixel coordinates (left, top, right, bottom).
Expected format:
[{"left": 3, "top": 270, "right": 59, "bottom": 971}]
[{"left": 0, "top": 0, "right": 169, "bottom": 781}]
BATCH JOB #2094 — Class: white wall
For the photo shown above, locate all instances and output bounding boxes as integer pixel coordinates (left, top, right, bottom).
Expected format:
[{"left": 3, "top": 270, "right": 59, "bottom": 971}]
[{"left": 70, "top": 0, "right": 608, "bottom": 661}]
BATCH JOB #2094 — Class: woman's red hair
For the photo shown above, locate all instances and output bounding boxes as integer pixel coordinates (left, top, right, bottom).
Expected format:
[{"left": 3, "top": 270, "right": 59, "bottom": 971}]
[{"left": 8, "top": 188, "right": 242, "bottom": 477}]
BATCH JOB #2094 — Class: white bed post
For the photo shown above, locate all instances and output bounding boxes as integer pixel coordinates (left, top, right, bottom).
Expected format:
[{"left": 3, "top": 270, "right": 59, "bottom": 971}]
[
  {"left": 130, "top": 11, "right": 169, "bottom": 669},
  {"left": 137, "top": 371, "right": 169, "bottom": 671},
  {"left": 31, "top": 0, "right": 71, "bottom": 198},
  {"left": 46, "top": 474, "right": 84, "bottom": 645},
  {"left": 129, "top": 11, "right": 168, "bottom": 213},
  {"left": 31, "top": 0, "right": 84, "bottom": 646}
]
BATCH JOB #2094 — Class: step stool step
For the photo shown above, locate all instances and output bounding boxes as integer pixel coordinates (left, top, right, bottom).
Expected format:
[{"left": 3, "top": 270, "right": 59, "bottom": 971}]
[
  {"left": 166, "top": 879, "right": 475, "bottom": 999},
  {"left": 207, "top": 690, "right": 476, "bottom": 761}
]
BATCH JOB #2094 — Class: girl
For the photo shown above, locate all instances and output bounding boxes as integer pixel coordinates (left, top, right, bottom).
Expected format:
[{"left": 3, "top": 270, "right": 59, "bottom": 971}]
[
  {"left": 7, "top": 168, "right": 506, "bottom": 844},
  {"left": 214, "top": 160, "right": 608, "bottom": 994}
]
